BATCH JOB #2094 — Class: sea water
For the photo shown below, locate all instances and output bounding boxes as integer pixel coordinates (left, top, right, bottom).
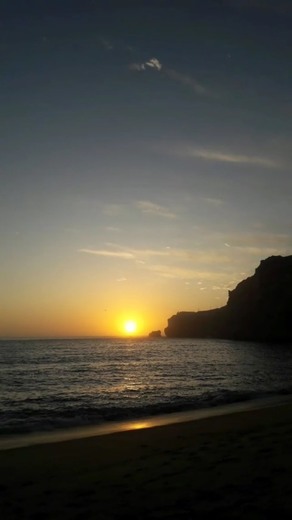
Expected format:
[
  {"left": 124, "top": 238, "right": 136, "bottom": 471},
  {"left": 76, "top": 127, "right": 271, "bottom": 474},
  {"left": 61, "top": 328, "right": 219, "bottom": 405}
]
[{"left": 1, "top": 337, "right": 292, "bottom": 436}]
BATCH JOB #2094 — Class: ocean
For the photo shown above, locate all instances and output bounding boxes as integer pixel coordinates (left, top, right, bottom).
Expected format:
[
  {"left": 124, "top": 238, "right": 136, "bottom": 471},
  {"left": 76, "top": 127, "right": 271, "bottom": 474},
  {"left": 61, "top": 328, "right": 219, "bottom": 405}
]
[{"left": 1, "top": 337, "right": 292, "bottom": 437}]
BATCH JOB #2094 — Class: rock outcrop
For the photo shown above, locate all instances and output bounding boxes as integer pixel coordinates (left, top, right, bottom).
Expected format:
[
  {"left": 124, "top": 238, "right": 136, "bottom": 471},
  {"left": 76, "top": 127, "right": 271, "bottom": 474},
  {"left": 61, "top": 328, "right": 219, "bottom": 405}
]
[
  {"left": 164, "top": 255, "right": 292, "bottom": 342},
  {"left": 148, "top": 330, "right": 162, "bottom": 338}
]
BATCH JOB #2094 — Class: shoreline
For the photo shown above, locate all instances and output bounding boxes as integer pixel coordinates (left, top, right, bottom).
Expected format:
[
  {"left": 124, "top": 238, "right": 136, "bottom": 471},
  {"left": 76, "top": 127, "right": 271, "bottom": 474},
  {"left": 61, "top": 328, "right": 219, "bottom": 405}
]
[
  {"left": 2, "top": 397, "right": 292, "bottom": 517},
  {"left": 2, "top": 393, "right": 292, "bottom": 451}
]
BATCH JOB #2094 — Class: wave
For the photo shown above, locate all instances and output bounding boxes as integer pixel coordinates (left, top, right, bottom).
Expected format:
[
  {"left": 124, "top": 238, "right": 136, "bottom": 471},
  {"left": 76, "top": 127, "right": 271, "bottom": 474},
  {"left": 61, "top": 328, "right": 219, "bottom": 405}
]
[{"left": 2, "top": 385, "right": 292, "bottom": 436}]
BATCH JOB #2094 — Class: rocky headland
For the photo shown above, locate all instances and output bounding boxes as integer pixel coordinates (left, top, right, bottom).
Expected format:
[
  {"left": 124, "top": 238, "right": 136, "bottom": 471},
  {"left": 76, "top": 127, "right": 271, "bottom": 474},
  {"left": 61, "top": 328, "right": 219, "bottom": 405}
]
[{"left": 164, "top": 255, "right": 292, "bottom": 342}]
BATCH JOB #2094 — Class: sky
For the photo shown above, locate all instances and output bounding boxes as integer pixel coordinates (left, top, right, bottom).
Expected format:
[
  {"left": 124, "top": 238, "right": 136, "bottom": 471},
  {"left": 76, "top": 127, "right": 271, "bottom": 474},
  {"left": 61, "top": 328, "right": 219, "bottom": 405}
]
[{"left": 1, "top": 0, "right": 292, "bottom": 338}]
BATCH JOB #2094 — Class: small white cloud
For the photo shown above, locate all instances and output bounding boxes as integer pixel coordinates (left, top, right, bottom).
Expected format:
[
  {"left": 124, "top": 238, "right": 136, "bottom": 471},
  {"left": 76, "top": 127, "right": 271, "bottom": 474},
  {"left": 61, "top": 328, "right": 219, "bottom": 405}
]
[
  {"left": 145, "top": 58, "right": 162, "bottom": 71},
  {"left": 130, "top": 57, "right": 162, "bottom": 73},
  {"left": 116, "top": 277, "right": 127, "bottom": 282}
]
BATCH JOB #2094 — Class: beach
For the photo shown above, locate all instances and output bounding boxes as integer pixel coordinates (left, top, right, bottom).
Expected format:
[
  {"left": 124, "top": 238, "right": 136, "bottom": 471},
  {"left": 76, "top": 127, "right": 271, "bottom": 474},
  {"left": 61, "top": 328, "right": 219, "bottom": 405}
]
[{"left": 1, "top": 401, "right": 292, "bottom": 519}]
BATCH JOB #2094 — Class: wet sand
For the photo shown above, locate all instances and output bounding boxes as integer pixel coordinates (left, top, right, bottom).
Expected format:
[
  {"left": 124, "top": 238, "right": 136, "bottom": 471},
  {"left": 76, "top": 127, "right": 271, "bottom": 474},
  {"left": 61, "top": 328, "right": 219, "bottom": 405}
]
[{"left": 1, "top": 401, "right": 292, "bottom": 518}]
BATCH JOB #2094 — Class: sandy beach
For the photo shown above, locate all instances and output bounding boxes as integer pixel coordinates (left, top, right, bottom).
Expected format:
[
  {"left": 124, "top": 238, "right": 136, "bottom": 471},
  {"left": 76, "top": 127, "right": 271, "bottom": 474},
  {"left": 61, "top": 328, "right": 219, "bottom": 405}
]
[{"left": 1, "top": 401, "right": 292, "bottom": 519}]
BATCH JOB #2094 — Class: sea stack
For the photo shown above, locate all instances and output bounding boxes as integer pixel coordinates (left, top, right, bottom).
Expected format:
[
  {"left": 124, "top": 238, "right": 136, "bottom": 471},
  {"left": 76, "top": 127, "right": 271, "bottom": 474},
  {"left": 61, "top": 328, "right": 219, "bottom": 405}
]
[{"left": 148, "top": 330, "right": 162, "bottom": 338}]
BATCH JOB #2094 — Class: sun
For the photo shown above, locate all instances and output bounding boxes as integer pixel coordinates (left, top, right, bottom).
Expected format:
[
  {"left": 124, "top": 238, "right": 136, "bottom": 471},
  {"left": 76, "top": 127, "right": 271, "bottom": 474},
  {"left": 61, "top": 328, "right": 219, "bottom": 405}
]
[{"left": 124, "top": 320, "right": 137, "bottom": 335}]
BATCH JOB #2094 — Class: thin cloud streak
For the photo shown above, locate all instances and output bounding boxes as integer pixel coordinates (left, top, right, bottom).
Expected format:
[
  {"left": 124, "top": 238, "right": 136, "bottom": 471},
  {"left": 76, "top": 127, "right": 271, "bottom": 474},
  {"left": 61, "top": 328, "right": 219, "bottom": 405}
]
[
  {"left": 79, "top": 236, "right": 292, "bottom": 284},
  {"left": 79, "top": 246, "right": 237, "bottom": 284},
  {"left": 80, "top": 245, "right": 232, "bottom": 263},
  {"left": 231, "top": 246, "right": 286, "bottom": 256},
  {"left": 202, "top": 197, "right": 224, "bottom": 206},
  {"left": 135, "top": 200, "right": 177, "bottom": 219},
  {"left": 184, "top": 147, "right": 280, "bottom": 168},
  {"left": 79, "top": 249, "right": 134, "bottom": 259},
  {"left": 165, "top": 68, "right": 207, "bottom": 95},
  {"left": 157, "top": 143, "right": 280, "bottom": 168},
  {"left": 104, "top": 243, "right": 175, "bottom": 258},
  {"left": 146, "top": 264, "right": 233, "bottom": 281},
  {"left": 221, "top": 231, "right": 292, "bottom": 248}
]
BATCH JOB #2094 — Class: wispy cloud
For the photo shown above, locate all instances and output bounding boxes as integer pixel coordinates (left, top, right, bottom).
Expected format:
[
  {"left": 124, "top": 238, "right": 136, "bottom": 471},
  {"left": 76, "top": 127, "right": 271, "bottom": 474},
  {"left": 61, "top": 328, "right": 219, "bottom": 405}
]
[
  {"left": 102, "top": 204, "right": 124, "bottom": 217},
  {"left": 79, "top": 231, "right": 292, "bottom": 293},
  {"left": 171, "top": 145, "right": 280, "bottom": 168},
  {"left": 105, "top": 243, "right": 174, "bottom": 259},
  {"left": 146, "top": 264, "right": 231, "bottom": 281},
  {"left": 81, "top": 242, "right": 236, "bottom": 263},
  {"left": 105, "top": 226, "right": 120, "bottom": 232},
  {"left": 79, "top": 249, "right": 134, "bottom": 259},
  {"left": 214, "top": 231, "right": 292, "bottom": 259},
  {"left": 129, "top": 56, "right": 207, "bottom": 95},
  {"left": 232, "top": 246, "right": 286, "bottom": 256},
  {"left": 79, "top": 244, "right": 232, "bottom": 269},
  {"left": 79, "top": 246, "right": 235, "bottom": 286},
  {"left": 100, "top": 38, "right": 114, "bottom": 51},
  {"left": 100, "top": 37, "right": 135, "bottom": 54},
  {"left": 79, "top": 244, "right": 171, "bottom": 261},
  {"left": 165, "top": 69, "right": 207, "bottom": 95},
  {"left": 222, "top": 231, "right": 292, "bottom": 249},
  {"left": 135, "top": 200, "right": 177, "bottom": 219},
  {"left": 202, "top": 197, "right": 224, "bottom": 207},
  {"left": 100, "top": 34, "right": 208, "bottom": 96}
]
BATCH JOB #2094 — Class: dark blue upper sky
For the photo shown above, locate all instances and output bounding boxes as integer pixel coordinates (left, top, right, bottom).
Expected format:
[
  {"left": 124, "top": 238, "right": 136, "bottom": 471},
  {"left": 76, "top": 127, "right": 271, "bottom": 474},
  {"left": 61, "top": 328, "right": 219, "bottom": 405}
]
[{"left": 1, "top": 0, "right": 292, "bottom": 336}]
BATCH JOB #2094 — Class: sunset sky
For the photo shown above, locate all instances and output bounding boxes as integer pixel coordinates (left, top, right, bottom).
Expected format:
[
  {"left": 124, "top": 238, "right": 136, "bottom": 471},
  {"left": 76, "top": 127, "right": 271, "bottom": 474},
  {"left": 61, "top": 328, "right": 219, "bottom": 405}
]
[{"left": 1, "top": 0, "right": 292, "bottom": 338}]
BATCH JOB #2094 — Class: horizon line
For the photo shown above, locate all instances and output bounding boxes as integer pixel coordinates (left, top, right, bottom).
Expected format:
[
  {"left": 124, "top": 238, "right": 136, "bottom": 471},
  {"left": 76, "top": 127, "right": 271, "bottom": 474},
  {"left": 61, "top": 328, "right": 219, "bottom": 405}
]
[{"left": 0, "top": 334, "right": 166, "bottom": 341}]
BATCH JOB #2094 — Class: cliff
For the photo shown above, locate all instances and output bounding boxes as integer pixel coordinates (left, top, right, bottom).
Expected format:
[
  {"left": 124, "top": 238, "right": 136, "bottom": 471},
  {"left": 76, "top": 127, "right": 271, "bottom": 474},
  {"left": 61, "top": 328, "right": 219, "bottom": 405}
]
[{"left": 164, "top": 255, "right": 292, "bottom": 342}]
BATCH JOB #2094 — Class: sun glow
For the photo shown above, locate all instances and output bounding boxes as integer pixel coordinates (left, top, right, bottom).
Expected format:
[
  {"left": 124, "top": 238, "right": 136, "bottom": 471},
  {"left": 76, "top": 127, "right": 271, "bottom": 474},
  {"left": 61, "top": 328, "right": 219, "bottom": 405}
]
[{"left": 124, "top": 320, "right": 137, "bottom": 335}]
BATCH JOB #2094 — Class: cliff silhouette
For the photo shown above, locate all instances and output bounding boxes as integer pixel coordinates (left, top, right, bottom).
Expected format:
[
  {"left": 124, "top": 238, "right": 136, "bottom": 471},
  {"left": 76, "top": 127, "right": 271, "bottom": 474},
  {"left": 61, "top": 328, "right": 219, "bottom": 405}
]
[{"left": 164, "top": 255, "right": 292, "bottom": 342}]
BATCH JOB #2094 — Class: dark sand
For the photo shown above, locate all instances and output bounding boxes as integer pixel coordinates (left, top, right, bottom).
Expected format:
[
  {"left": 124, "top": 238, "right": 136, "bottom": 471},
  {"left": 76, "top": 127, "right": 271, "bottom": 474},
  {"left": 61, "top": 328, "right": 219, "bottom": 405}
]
[{"left": 1, "top": 402, "right": 292, "bottom": 519}]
